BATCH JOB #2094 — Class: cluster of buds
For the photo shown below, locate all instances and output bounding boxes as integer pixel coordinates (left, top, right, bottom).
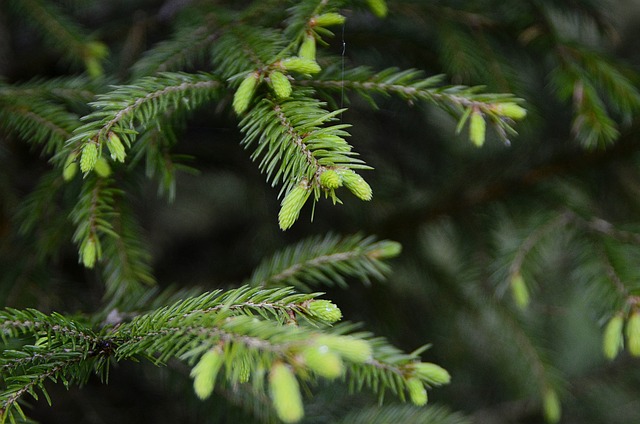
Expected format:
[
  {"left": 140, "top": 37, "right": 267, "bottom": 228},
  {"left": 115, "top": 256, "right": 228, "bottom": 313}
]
[
  {"left": 232, "top": 12, "right": 351, "bottom": 116},
  {"left": 603, "top": 309, "right": 640, "bottom": 359},
  {"left": 64, "top": 131, "right": 127, "bottom": 182},
  {"left": 188, "top": 331, "right": 452, "bottom": 423},
  {"left": 319, "top": 168, "right": 373, "bottom": 201},
  {"left": 467, "top": 102, "right": 527, "bottom": 147}
]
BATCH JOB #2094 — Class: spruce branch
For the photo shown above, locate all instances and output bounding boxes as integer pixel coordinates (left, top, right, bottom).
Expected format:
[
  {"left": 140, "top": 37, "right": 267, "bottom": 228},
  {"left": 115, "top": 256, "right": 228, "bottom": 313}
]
[
  {"left": 0, "top": 77, "right": 96, "bottom": 106},
  {"left": 1, "top": 284, "right": 450, "bottom": 423},
  {"left": 336, "top": 404, "right": 470, "bottom": 424},
  {"left": 301, "top": 67, "right": 527, "bottom": 145},
  {"left": 126, "top": 111, "right": 196, "bottom": 202},
  {"left": 6, "top": 0, "right": 107, "bottom": 77},
  {"left": 69, "top": 176, "right": 121, "bottom": 269},
  {"left": 239, "top": 90, "right": 369, "bottom": 214},
  {"left": 213, "top": 26, "right": 287, "bottom": 78},
  {"left": 247, "top": 234, "right": 401, "bottom": 291},
  {"left": 100, "top": 198, "right": 156, "bottom": 307},
  {"left": 65, "top": 72, "right": 222, "bottom": 172},
  {"left": 0, "top": 92, "right": 79, "bottom": 156},
  {"left": 132, "top": 20, "right": 222, "bottom": 78}
]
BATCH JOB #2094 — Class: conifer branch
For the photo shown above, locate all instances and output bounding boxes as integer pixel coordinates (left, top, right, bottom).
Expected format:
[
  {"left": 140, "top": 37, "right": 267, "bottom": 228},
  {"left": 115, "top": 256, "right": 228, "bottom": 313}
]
[
  {"left": 132, "top": 22, "right": 222, "bottom": 77},
  {"left": 65, "top": 72, "right": 222, "bottom": 170},
  {"left": 0, "top": 77, "right": 96, "bottom": 105},
  {"left": 248, "top": 234, "right": 401, "bottom": 290},
  {"left": 302, "top": 67, "right": 527, "bottom": 144},
  {"left": 213, "top": 26, "right": 287, "bottom": 78},
  {"left": 69, "top": 176, "right": 121, "bottom": 269},
  {"left": 1, "top": 284, "right": 449, "bottom": 422},
  {"left": 336, "top": 404, "right": 470, "bottom": 424},
  {"left": 240, "top": 90, "right": 367, "bottom": 199},
  {"left": 0, "top": 95, "right": 78, "bottom": 156},
  {"left": 6, "top": 0, "right": 107, "bottom": 76},
  {"left": 101, "top": 199, "right": 156, "bottom": 307}
]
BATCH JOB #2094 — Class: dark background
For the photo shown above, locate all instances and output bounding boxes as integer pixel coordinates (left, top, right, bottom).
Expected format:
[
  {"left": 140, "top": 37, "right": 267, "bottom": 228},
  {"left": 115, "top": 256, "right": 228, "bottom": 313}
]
[{"left": 2, "top": 0, "right": 640, "bottom": 423}]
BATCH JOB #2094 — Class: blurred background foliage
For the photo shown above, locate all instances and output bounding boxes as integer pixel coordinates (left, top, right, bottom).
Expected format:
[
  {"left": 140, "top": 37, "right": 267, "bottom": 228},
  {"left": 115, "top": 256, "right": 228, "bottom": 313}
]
[{"left": 2, "top": 0, "right": 640, "bottom": 423}]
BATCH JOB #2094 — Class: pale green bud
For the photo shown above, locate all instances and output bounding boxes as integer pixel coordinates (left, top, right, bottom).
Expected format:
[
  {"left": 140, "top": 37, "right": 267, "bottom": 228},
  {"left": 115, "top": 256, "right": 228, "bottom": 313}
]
[
  {"left": 368, "top": 241, "right": 402, "bottom": 259},
  {"left": 302, "top": 345, "right": 343, "bottom": 379},
  {"left": 233, "top": 72, "right": 259, "bottom": 115},
  {"left": 63, "top": 153, "right": 78, "bottom": 181},
  {"left": 319, "top": 169, "right": 341, "bottom": 189},
  {"left": 340, "top": 170, "right": 372, "bottom": 201},
  {"left": 366, "top": 0, "right": 388, "bottom": 18},
  {"left": 280, "top": 57, "right": 321, "bottom": 75},
  {"left": 469, "top": 111, "right": 486, "bottom": 147},
  {"left": 407, "top": 378, "right": 428, "bottom": 406},
  {"left": 543, "top": 388, "right": 561, "bottom": 424},
  {"left": 237, "top": 358, "right": 251, "bottom": 383},
  {"left": 107, "top": 132, "right": 126, "bottom": 162},
  {"left": 81, "top": 238, "right": 97, "bottom": 268},
  {"left": 269, "top": 71, "right": 292, "bottom": 99},
  {"left": 313, "top": 13, "right": 346, "bottom": 27},
  {"left": 316, "top": 335, "right": 372, "bottom": 363},
  {"left": 84, "top": 57, "right": 103, "bottom": 79},
  {"left": 278, "top": 182, "right": 311, "bottom": 231},
  {"left": 412, "top": 362, "right": 451, "bottom": 385},
  {"left": 308, "top": 300, "right": 342, "bottom": 323},
  {"left": 626, "top": 311, "right": 640, "bottom": 357},
  {"left": 270, "top": 362, "right": 304, "bottom": 423},
  {"left": 298, "top": 34, "right": 316, "bottom": 61},
  {"left": 190, "top": 349, "right": 224, "bottom": 400},
  {"left": 510, "top": 272, "right": 530, "bottom": 309},
  {"left": 94, "top": 157, "right": 112, "bottom": 178},
  {"left": 85, "top": 41, "right": 108, "bottom": 59},
  {"left": 603, "top": 314, "right": 624, "bottom": 360},
  {"left": 80, "top": 143, "right": 98, "bottom": 174},
  {"left": 495, "top": 102, "right": 527, "bottom": 120}
]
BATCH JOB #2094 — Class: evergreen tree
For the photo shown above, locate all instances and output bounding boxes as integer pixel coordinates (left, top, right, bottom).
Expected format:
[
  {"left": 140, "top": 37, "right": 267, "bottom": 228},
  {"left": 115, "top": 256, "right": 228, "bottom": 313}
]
[{"left": 1, "top": 0, "right": 639, "bottom": 423}]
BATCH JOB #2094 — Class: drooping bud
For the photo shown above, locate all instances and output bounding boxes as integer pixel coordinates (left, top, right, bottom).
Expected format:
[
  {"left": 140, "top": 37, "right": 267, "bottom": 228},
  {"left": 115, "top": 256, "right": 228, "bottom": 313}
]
[
  {"left": 190, "top": 349, "right": 224, "bottom": 400},
  {"left": 107, "top": 132, "right": 126, "bottom": 162},
  {"left": 315, "top": 335, "right": 372, "bottom": 363},
  {"left": 543, "top": 388, "right": 561, "bottom": 424},
  {"left": 319, "top": 169, "right": 341, "bottom": 189},
  {"left": 603, "top": 314, "right": 624, "bottom": 360},
  {"left": 469, "top": 110, "right": 486, "bottom": 147},
  {"left": 308, "top": 300, "right": 342, "bottom": 323},
  {"left": 406, "top": 378, "right": 428, "bottom": 406},
  {"left": 81, "top": 238, "right": 97, "bottom": 268},
  {"left": 94, "top": 157, "right": 112, "bottom": 178},
  {"left": 278, "top": 181, "right": 311, "bottom": 231},
  {"left": 340, "top": 170, "right": 372, "bottom": 201},
  {"left": 233, "top": 72, "right": 259, "bottom": 115},
  {"left": 298, "top": 34, "right": 316, "bottom": 61},
  {"left": 313, "top": 13, "right": 346, "bottom": 27},
  {"left": 280, "top": 57, "right": 321, "bottom": 75},
  {"left": 412, "top": 362, "right": 451, "bottom": 385},
  {"left": 510, "top": 272, "right": 530, "bottom": 309},
  {"left": 269, "top": 71, "right": 292, "bottom": 99},
  {"left": 302, "top": 345, "right": 343, "bottom": 379},
  {"left": 626, "top": 311, "right": 640, "bottom": 357},
  {"left": 269, "top": 362, "right": 304, "bottom": 423},
  {"left": 63, "top": 153, "right": 78, "bottom": 181},
  {"left": 366, "top": 0, "right": 388, "bottom": 18},
  {"left": 80, "top": 142, "right": 98, "bottom": 174},
  {"left": 495, "top": 102, "right": 527, "bottom": 120}
]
